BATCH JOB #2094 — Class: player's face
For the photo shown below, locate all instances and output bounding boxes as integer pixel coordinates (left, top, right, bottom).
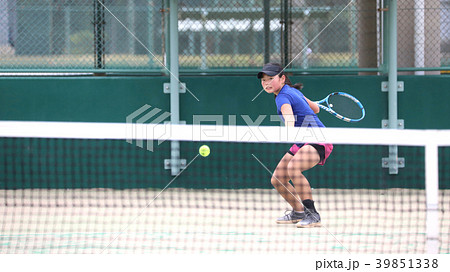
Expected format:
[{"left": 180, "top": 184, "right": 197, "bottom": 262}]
[{"left": 261, "top": 74, "right": 285, "bottom": 95}]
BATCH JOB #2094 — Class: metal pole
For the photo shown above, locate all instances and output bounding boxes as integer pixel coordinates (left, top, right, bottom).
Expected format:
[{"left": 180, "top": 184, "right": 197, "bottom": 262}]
[
  {"left": 387, "top": 0, "right": 399, "bottom": 174},
  {"left": 169, "top": 0, "right": 180, "bottom": 175},
  {"left": 164, "top": 0, "right": 170, "bottom": 72},
  {"left": 414, "top": 0, "right": 425, "bottom": 75},
  {"left": 381, "top": 0, "right": 389, "bottom": 74},
  {"left": 263, "top": 0, "right": 271, "bottom": 64},
  {"left": 282, "top": 0, "right": 289, "bottom": 66},
  {"left": 148, "top": 0, "right": 154, "bottom": 67},
  {"left": 350, "top": 1, "right": 358, "bottom": 67},
  {"left": 425, "top": 144, "right": 440, "bottom": 254},
  {"left": 94, "top": 0, "right": 105, "bottom": 70},
  {"left": 388, "top": 0, "right": 398, "bottom": 128},
  {"left": 200, "top": 8, "right": 207, "bottom": 69}
]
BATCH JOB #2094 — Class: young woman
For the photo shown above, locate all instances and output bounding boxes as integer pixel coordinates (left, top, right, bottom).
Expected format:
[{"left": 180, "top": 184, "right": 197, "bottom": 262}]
[{"left": 257, "top": 63, "right": 333, "bottom": 228}]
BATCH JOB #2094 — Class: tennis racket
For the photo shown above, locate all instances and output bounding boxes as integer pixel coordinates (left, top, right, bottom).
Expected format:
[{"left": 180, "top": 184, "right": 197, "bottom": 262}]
[{"left": 314, "top": 92, "right": 365, "bottom": 122}]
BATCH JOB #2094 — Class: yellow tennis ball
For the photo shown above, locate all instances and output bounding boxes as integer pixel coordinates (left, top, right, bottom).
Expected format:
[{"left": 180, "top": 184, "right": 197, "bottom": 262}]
[{"left": 199, "top": 145, "right": 210, "bottom": 157}]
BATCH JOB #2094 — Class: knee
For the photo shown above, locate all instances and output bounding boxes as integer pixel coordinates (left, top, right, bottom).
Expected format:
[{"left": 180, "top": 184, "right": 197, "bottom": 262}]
[
  {"left": 271, "top": 174, "right": 285, "bottom": 188},
  {"left": 270, "top": 175, "right": 279, "bottom": 187},
  {"left": 287, "top": 160, "right": 302, "bottom": 180}
]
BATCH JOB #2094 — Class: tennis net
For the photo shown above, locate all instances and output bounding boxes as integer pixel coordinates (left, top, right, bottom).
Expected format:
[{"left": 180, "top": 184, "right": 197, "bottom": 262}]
[{"left": 0, "top": 121, "right": 449, "bottom": 254}]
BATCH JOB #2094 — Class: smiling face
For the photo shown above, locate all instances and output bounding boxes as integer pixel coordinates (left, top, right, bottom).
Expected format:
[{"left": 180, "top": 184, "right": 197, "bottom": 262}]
[{"left": 261, "top": 73, "right": 286, "bottom": 96}]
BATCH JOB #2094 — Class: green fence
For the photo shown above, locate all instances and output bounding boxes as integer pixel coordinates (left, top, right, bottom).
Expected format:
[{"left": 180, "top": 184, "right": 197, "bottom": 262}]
[
  {"left": 1, "top": 75, "right": 449, "bottom": 129},
  {"left": 1, "top": 75, "right": 449, "bottom": 189}
]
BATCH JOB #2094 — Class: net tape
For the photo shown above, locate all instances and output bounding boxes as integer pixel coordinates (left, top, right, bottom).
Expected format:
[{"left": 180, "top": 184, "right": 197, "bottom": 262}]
[{"left": 1, "top": 121, "right": 450, "bottom": 147}]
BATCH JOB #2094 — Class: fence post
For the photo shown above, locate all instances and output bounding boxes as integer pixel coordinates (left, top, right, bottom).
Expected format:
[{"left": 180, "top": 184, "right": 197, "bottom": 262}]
[
  {"left": 382, "top": 0, "right": 404, "bottom": 174},
  {"left": 263, "top": 0, "right": 271, "bottom": 64},
  {"left": 93, "top": 0, "right": 105, "bottom": 70},
  {"left": 169, "top": 0, "right": 182, "bottom": 176},
  {"left": 281, "top": 0, "right": 290, "bottom": 67},
  {"left": 148, "top": 0, "right": 155, "bottom": 67},
  {"left": 163, "top": 0, "right": 170, "bottom": 72},
  {"left": 425, "top": 143, "right": 440, "bottom": 254}
]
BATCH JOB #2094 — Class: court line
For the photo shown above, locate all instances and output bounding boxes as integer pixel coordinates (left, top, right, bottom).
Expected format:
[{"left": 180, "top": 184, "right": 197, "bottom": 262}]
[
  {"left": 96, "top": 0, "right": 200, "bottom": 102},
  {"left": 99, "top": 154, "right": 200, "bottom": 253},
  {"left": 251, "top": 0, "right": 355, "bottom": 102},
  {"left": 251, "top": 153, "right": 351, "bottom": 254}
]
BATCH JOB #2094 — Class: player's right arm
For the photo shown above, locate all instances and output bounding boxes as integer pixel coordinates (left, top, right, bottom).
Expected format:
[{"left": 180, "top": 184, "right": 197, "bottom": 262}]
[{"left": 280, "top": 103, "right": 296, "bottom": 127}]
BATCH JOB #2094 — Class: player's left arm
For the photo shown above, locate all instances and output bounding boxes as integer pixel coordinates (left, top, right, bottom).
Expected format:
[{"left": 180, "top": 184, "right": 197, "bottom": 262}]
[{"left": 304, "top": 96, "right": 320, "bottom": 114}]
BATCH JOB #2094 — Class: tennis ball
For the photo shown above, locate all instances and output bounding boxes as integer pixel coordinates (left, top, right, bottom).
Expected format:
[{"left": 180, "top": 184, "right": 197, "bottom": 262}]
[{"left": 199, "top": 145, "right": 210, "bottom": 157}]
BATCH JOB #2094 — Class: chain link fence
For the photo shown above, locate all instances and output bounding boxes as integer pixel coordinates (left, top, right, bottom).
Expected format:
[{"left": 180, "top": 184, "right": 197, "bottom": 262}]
[
  {"left": 0, "top": 0, "right": 449, "bottom": 73},
  {"left": 0, "top": 0, "right": 163, "bottom": 70}
]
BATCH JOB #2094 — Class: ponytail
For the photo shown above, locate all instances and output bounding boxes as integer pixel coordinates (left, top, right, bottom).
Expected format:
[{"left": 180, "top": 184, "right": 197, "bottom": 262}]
[{"left": 281, "top": 73, "right": 303, "bottom": 91}]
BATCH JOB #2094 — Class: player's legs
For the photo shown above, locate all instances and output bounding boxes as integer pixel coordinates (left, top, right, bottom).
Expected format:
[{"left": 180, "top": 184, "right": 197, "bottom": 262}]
[
  {"left": 286, "top": 144, "right": 320, "bottom": 200},
  {"left": 287, "top": 144, "right": 322, "bottom": 228},
  {"left": 271, "top": 152, "right": 303, "bottom": 212},
  {"left": 271, "top": 153, "right": 306, "bottom": 223}
]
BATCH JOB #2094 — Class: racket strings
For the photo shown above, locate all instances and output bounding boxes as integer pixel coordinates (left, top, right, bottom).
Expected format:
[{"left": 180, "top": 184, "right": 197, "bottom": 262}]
[{"left": 328, "top": 95, "right": 363, "bottom": 120}]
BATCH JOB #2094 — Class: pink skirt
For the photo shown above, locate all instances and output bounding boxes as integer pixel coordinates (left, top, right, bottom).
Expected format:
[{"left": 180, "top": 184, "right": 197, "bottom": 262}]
[{"left": 289, "top": 143, "right": 333, "bottom": 166}]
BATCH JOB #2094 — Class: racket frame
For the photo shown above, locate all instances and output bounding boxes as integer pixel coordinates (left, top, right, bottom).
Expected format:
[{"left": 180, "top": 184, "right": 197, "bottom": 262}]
[{"left": 314, "top": 92, "right": 365, "bottom": 122}]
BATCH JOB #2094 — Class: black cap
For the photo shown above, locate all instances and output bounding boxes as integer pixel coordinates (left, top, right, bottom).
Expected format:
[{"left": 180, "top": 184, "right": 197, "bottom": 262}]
[{"left": 257, "top": 63, "right": 283, "bottom": 78}]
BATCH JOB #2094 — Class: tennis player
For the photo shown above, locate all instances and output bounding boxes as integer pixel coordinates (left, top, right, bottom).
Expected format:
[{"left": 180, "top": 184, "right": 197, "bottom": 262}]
[{"left": 257, "top": 63, "right": 333, "bottom": 228}]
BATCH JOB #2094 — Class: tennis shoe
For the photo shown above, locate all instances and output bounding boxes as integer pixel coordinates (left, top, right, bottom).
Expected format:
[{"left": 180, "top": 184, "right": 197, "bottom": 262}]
[
  {"left": 276, "top": 210, "right": 305, "bottom": 224},
  {"left": 296, "top": 209, "right": 321, "bottom": 228}
]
